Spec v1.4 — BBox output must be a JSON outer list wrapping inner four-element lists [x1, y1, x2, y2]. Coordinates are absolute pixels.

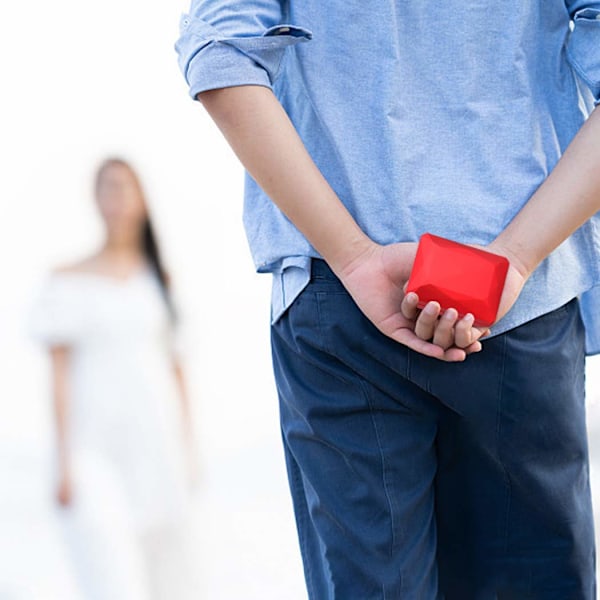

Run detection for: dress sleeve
[[565, 2, 600, 106], [175, 0, 312, 100], [27, 275, 84, 348]]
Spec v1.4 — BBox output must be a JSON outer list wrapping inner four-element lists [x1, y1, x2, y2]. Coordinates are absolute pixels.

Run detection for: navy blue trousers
[[271, 259, 595, 599]]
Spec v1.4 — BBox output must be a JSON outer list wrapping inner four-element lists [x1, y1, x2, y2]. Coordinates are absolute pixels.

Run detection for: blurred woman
[[28, 157, 199, 600]]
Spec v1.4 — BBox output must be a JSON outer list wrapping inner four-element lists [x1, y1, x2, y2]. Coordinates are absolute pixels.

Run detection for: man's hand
[[400, 294, 490, 351], [337, 242, 484, 362], [401, 241, 530, 349]]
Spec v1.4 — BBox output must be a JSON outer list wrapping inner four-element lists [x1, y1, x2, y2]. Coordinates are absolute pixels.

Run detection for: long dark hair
[[95, 157, 178, 325]]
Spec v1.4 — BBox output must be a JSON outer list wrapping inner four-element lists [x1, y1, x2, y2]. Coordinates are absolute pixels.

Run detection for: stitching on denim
[[495, 333, 512, 555], [359, 378, 398, 599], [315, 291, 329, 355], [285, 291, 356, 390], [315, 291, 419, 418], [360, 380, 398, 574], [290, 448, 317, 598], [316, 291, 397, 597], [315, 291, 351, 361]]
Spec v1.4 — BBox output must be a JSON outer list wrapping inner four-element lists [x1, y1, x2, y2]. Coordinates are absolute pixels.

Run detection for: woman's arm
[[49, 346, 73, 506], [172, 358, 198, 487], [199, 85, 483, 361]]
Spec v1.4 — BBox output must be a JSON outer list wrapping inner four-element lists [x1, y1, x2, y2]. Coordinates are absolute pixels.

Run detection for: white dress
[[27, 266, 197, 600]]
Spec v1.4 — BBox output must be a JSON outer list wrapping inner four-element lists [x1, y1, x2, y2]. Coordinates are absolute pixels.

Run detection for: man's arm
[[490, 106, 600, 279], [406, 106, 600, 342], [199, 85, 483, 361], [505, 0, 600, 277], [483, 105, 600, 325], [199, 86, 370, 275]]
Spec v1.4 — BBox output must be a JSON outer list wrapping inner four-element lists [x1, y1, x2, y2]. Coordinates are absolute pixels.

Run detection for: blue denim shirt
[[175, 1, 600, 355]]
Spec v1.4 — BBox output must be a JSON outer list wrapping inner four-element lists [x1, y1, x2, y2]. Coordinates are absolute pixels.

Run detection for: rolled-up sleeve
[[565, 2, 600, 106], [175, 1, 312, 100]]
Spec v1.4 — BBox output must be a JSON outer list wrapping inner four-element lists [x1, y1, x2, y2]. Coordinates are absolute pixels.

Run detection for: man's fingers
[[432, 308, 458, 349], [401, 292, 419, 320], [394, 329, 473, 362], [392, 328, 446, 359], [392, 326, 470, 362], [414, 301, 441, 340], [386, 306, 485, 362], [464, 340, 482, 354], [441, 347, 468, 362], [441, 339, 482, 361], [454, 313, 475, 348]]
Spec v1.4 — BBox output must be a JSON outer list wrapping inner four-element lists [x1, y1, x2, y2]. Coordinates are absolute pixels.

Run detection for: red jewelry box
[[405, 233, 509, 327]]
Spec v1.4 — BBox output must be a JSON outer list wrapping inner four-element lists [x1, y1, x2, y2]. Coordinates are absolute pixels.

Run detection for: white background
[[1, 1, 304, 598], [0, 2, 599, 598]]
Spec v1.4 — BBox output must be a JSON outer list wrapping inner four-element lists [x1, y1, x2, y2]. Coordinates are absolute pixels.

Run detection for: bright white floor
[[0, 437, 306, 600], [0, 357, 599, 600]]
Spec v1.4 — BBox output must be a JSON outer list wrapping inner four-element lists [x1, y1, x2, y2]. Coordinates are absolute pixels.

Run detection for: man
[[176, 2, 600, 597]]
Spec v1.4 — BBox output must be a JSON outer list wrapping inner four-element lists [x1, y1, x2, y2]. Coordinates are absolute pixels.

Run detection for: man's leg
[[271, 259, 442, 599], [272, 258, 595, 598], [418, 299, 596, 599]]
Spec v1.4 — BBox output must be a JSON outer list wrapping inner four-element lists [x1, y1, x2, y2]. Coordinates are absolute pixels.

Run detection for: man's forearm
[[198, 85, 373, 274], [492, 106, 600, 276], [198, 84, 489, 357]]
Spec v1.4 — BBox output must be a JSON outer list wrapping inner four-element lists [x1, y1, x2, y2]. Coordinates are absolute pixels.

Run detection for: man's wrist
[[487, 237, 535, 279], [324, 232, 377, 279]]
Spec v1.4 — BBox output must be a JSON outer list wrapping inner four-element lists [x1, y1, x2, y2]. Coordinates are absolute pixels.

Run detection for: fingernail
[[406, 292, 417, 303], [425, 304, 438, 315], [444, 309, 456, 320], [464, 313, 474, 323]]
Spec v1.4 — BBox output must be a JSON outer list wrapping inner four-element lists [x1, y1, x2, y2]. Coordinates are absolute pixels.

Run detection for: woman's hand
[[337, 242, 483, 361], [56, 470, 74, 507]]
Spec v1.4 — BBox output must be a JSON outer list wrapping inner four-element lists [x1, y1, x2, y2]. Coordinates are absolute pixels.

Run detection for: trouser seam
[[286, 434, 318, 599], [495, 333, 512, 556], [359, 379, 398, 568]]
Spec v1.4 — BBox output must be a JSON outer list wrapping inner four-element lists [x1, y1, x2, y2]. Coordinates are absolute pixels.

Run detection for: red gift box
[[405, 233, 509, 327]]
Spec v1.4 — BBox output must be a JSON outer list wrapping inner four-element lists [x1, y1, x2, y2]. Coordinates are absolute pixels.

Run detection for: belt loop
[[311, 258, 336, 280]]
